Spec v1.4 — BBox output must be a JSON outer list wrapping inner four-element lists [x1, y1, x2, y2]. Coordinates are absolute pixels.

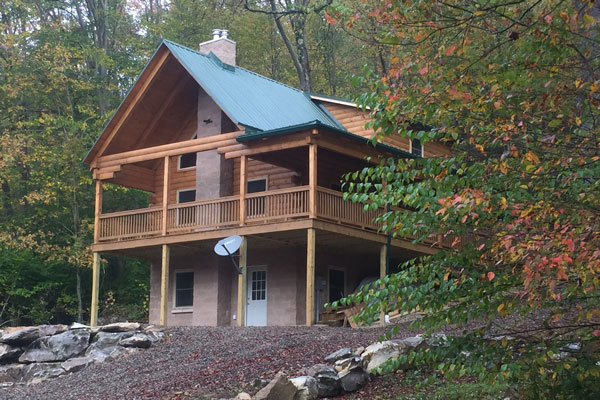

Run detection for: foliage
[[332, 0, 600, 398]]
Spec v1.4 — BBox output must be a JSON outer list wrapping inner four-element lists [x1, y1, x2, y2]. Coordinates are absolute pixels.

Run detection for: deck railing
[[97, 185, 466, 247]]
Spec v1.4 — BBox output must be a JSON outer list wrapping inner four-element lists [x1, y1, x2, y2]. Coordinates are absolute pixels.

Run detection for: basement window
[[410, 138, 423, 157], [174, 271, 194, 308], [178, 153, 197, 170]]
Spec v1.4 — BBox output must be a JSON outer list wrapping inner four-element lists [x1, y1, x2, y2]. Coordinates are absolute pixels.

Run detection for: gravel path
[[1, 324, 419, 400]]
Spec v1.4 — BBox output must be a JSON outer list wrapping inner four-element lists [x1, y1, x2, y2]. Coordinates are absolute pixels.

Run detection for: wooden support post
[[160, 244, 170, 326], [239, 155, 247, 226], [309, 143, 317, 218], [306, 228, 316, 326], [379, 244, 388, 326], [236, 236, 247, 326], [93, 180, 102, 243], [162, 156, 170, 236], [90, 252, 101, 326]]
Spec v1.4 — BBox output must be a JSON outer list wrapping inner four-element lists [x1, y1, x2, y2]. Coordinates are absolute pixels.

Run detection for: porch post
[[93, 180, 102, 243], [160, 244, 170, 326], [236, 236, 247, 326], [239, 155, 247, 226], [306, 228, 316, 326], [90, 252, 101, 326], [162, 156, 170, 236], [379, 244, 387, 326], [308, 143, 317, 218]]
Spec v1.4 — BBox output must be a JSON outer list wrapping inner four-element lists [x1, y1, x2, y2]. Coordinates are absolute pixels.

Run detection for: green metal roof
[[163, 40, 340, 132]]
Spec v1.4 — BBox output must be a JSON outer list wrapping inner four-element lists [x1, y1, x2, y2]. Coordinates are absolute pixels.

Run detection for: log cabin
[[84, 30, 453, 327]]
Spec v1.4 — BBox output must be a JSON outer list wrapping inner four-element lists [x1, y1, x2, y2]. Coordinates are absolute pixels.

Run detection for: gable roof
[[162, 40, 340, 132]]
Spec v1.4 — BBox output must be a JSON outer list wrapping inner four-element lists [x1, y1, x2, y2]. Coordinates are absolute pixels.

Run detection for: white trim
[[172, 269, 194, 310], [176, 188, 196, 203], [199, 37, 236, 46], [310, 95, 372, 111], [246, 265, 268, 326], [409, 138, 424, 157]]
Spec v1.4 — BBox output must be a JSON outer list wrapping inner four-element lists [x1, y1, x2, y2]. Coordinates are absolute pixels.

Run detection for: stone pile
[[230, 333, 446, 400], [0, 322, 163, 387]]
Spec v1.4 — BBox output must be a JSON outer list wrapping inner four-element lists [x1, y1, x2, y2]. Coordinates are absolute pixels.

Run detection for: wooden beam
[[316, 137, 383, 164], [380, 244, 387, 326], [93, 180, 103, 243], [237, 236, 247, 326], [224, 134, 311, 159], [306, 228, 316, 326], [93, 165, 121, 179], [90, 252, 101, 326], [239, 155, 247, 226], [96, 135, 241, 169], [108, 164, 155, 192], [91, 50, 170, 166], [309, 143, 317, 218], [160, 244, 170, 326], [162, 156, 170, 236]]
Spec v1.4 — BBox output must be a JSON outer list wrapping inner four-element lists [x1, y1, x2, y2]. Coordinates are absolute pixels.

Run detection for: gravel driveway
[[1, 325, 415, 400]]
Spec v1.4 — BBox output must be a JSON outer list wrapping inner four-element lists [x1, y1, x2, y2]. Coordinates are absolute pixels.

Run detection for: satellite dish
[[214, 235, 242, 256], [214, 235, 243, 274]]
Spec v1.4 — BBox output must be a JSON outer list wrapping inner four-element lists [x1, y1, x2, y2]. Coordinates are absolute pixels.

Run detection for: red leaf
[[566, 239, 574, 252], [418, 65, 428, 75], [487, 272, 495, 281], [593, 330, 600, 337]]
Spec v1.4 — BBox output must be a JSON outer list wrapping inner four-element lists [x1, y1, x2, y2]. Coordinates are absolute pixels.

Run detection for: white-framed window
[[177, 188, 196, 203], [174, 270, 194, 309], [247, 177, 267, 193], [178, 134, 198, 170], [410, 138, 423, 157]]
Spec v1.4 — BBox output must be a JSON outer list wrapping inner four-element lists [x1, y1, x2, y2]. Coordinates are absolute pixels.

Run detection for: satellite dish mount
[[214, 235, 243, 274]]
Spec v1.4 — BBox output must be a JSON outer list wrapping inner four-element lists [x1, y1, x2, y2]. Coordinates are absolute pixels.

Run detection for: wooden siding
[[151, 157, 196, 206], [323, 103, 451, 157], [232, 158, 298, 195]]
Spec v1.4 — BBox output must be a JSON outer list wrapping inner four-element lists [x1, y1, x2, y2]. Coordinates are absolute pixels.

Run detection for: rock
[[252, 377, 270, 390], [0, 327, 40, 346], [19, 329, 91, 363], [303, 364, 342, 398], [22, 362, 65, 383], [234, 393, 252, 400], [361, 340, 407, 374], [393, 335, 426, 350], [324, 347, 353, 363], [100, 322, 141, 332], [119, 332, 153, 348], [354, 346, 365, 356], [338, 366, 370, 392], [0, 364, 26, 383], [254, 372, 297, 400], [0, 343, 22, 362], [69, 322, 90, 330], [61, 356, 94, 373], [334, 356, 362, 372], [85, 332, 134, 362], [38, 325, 67, 338], [290, 376, 318, 400]]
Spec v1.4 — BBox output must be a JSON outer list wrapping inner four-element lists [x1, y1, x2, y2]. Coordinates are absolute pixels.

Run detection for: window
[[410, 138, 423, 157], [178, 153, 196, 170], [247, 178, 267, 193], [177, 189, 196, 203], [174, 271, 194, 308], [251, 270, 267, 301]]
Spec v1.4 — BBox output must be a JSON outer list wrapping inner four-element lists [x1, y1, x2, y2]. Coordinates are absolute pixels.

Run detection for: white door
[[246, 268, 267, 326]]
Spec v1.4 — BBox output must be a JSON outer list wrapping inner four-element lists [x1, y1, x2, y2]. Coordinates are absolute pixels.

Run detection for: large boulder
[[324, 347, 353, 363], [361, 340, 407, 374], [290, 376, 318, 400], [100, 322, 141, 332], [338, 366, 370, 393], [119, 332, 153, 349], [0, 343, 22, 362], [19, 329, 91, 363], [85, 331, 134, 362], [0, 327, 40, 346], [303, 364, 342, 398], [254, 372, 297, 400], [22, 362, 65, 383], [38, 325, 68, 338], [0, 364, 26, 383], [334, 356, 362, 372]]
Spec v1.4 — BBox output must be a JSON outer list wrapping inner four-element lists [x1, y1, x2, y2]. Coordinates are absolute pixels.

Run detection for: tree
[[334, 0, 600, 398]]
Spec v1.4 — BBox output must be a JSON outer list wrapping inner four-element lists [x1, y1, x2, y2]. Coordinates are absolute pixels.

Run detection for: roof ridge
[[161, 39, 304, 94]]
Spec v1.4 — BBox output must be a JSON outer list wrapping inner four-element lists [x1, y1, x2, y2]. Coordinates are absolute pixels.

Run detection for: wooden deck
[[97, 185, 459, 248]]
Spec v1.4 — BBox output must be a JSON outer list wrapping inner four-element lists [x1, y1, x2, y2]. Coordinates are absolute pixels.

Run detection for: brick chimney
[[199, 29, 236, 66]]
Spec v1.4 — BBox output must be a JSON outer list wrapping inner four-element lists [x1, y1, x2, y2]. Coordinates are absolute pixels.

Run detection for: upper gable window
[[178, 153, 197, 170], [410, 138, 423, 157]]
